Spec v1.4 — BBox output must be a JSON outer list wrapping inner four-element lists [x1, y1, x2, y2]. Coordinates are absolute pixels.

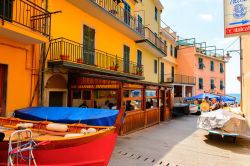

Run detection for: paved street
[[109, 115, 250, 166]]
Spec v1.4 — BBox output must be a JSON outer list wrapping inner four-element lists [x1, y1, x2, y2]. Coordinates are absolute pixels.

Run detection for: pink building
[[164, 38, 226, 99]]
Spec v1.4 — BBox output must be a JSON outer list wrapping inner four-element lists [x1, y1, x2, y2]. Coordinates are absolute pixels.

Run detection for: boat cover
[[14, 107, 119, 126], [197, 109, 250, 138]]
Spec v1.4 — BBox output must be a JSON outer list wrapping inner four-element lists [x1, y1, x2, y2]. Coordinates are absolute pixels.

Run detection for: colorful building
[[164, 38, 226, 101], [43, 0, 172, 135], [0, 0, 51, 116]]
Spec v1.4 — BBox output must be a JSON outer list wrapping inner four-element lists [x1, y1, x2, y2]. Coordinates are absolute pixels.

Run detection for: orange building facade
[[0, 0, 50, 116], [165, 38, 226, 100]]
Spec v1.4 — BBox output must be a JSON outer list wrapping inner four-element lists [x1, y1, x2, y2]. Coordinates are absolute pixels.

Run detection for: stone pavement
[[109, 115, 250, 166]]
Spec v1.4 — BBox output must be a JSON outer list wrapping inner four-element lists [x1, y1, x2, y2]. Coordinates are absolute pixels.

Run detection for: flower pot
[[77, 59, 84, 64], [60, 55, 69, 60]]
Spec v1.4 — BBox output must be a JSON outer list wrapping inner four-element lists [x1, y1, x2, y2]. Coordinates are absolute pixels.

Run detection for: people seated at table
[[125, 100, 134, 111], [210, 98, 220, 111]]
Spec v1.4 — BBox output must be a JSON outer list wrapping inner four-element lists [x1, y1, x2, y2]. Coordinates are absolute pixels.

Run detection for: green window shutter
[[211, 79, 215, 90], [199, 58, 204, 69], [137, 50, 142, 66], [170, 45, 173, 56], [0, 0, 13, 21], [155, 7, 158, 21], [220, 63, 224, 73], [199, 78, 203, 90], [210, 61, 214, 71], [123, 45, 130, 73], [220, 80, 224, 90], [174, 47, 178, 58], [154, 60, 157, 74]]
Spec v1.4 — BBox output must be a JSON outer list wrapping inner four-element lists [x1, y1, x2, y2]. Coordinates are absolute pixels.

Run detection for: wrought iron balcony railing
[[91, 0, 144, 36], [161, 74, 196, 85], [0, 0, 51, 37], [49, 38, 144, 77], [144, 27, 167, 55]]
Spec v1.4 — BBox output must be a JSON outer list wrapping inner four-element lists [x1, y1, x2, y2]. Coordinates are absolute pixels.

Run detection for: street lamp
[[226, 46, 243, 107]]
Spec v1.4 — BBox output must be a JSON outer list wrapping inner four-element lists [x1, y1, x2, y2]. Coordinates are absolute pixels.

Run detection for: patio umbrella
[[185, 93, 219, 100]]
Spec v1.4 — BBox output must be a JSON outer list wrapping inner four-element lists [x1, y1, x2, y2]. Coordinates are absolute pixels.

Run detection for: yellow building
[[0, 0, 50, 116]]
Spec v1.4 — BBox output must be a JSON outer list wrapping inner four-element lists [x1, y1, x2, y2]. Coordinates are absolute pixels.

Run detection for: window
[[154, 7, 158, 21], [154, 60, 157, 74], [220, 63, 224, 73], [220, 80, 224, 90], [170, 45, 173, 56], [137, 15, 143, 34], [211, 79, 215, 90], [174, 47, 178, 58], [137, 50, 142, 66], [123, 45, 130, 73], [199, 78, 203, 90], [0, 0, 13, 21], [198, 58, 204, 69], [210, 61, 214, 71], [124, 2, 131, 25]]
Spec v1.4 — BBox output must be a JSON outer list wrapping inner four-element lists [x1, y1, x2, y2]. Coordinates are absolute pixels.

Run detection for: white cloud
[[199, 14, 213, 22]]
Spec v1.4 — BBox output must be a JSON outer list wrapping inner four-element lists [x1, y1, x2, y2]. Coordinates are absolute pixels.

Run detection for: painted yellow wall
[[135, 0, 161, 34], [49, 0, 140, 63], [48, 0, 159, 83], [0, 36, 39, 116], [242, 35, 250, 126]]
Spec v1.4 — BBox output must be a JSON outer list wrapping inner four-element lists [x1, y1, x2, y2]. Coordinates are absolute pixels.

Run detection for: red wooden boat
[[0, 108, 124, 166]]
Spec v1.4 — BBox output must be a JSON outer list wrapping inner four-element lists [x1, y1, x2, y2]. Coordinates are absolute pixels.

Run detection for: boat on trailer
[[0, 107, 125, 166]]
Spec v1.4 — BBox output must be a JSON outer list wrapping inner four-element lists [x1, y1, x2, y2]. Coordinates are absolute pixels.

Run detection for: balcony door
[[0, 0, 13, 21], [161, 62, 164, 83], [123, 45, 130, 73], [0, 65, 7, 116], [83, 25, 95, 65]]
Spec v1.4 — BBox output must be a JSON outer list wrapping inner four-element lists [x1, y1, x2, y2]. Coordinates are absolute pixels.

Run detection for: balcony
[[136, 27, 167, 57], [0, 0, 51, 43], [67, 0, 144, 40], [48, 38, 144, 80], [161, 74, 196, 85]]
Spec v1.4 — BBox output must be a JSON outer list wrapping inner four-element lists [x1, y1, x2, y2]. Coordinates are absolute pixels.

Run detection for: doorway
[[49, 91, 64, 107], [0, 65, 7, 116]]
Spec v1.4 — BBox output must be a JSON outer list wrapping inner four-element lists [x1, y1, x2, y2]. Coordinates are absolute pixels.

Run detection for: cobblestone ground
[[109, 115, 250, 166]]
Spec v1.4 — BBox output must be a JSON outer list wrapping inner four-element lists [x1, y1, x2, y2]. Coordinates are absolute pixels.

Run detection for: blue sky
[[160, 0, 241, 94]]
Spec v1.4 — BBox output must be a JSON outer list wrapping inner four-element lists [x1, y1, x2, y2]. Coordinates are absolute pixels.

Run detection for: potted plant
[[77, 58, 84, 64], [136, 65, 143, 76], [60, 55, 69, 60], [110, 61, 119, 71]]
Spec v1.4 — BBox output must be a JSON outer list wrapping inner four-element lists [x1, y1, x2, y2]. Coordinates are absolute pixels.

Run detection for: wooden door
[[0, 65, 7, 116], [49, 92, 63, 107]]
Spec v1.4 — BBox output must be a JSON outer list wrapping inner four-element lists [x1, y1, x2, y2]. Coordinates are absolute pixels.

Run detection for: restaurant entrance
[[69, 76, 172, 135]]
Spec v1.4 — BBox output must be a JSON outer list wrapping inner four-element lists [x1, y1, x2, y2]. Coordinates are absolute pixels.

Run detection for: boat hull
[[0, 133, 117, 166]]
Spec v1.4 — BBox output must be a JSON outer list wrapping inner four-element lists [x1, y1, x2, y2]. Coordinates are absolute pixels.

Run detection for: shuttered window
[[137, 50, 142, 66], [154, 60, 157, 74], [123, 45, 130, 73], [220, 63, 224, 73], [210, 61, 214, 71], [154, 7, 158, 21], [211, 79, 215, 90], [199, 78, 203, 90], [199, 58, 204, 69], [220, 80, 224, 90], [0, 0, 13, 21]]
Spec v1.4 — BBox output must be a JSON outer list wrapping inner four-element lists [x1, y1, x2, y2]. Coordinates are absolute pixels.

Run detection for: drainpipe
[[38, 0, 49, 106]]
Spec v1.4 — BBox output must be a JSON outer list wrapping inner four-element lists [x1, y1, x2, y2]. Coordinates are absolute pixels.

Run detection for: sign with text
[[224, 0, 250, 37]]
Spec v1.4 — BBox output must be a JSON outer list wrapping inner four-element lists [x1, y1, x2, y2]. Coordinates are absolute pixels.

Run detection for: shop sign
[[224, 0, 250, 37], [71, 84, 119, 89]]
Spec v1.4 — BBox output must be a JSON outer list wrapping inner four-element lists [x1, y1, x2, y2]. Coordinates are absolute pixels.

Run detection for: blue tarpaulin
[[14, 107, 119, 126]]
